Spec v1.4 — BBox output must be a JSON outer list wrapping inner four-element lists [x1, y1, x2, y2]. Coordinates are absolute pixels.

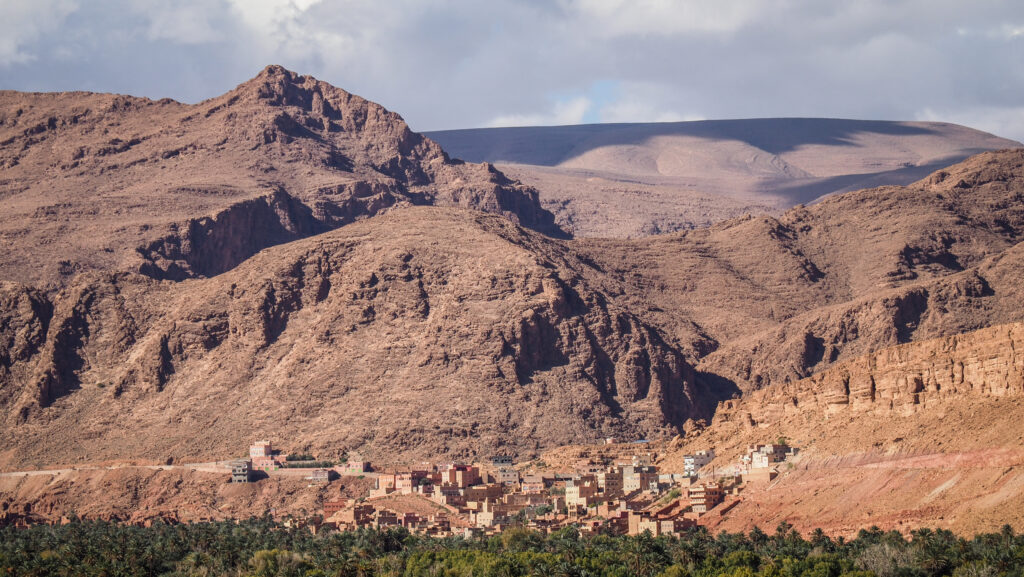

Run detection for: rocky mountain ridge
[[575, 149, 1024, 392], [1, 68, 1024, 470], [0, 65, 559, 287], [0, 208, 722, 467]]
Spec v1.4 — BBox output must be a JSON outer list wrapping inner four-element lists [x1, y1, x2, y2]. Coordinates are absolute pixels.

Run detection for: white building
[[748, 444, 792, 469], [684, 449, 715, 477]]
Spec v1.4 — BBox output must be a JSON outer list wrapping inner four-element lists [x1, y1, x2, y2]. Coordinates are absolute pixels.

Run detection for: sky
[[1, 0, 1023, 141]]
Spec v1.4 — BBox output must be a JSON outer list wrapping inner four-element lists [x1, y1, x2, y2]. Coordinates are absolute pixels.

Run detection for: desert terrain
[[428, 120, 1020, 237], [1, 66, 1024, 535]]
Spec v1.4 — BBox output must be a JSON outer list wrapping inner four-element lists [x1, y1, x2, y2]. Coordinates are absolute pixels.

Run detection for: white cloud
[[488, 97, 592, 127], [600, 103, 694, 124], [596, 81, 701, 124], [1, 0, 1024, 143], [0, 0, 78, 66], [916, 106, 1024, 145], [562, 0, 760, 36], [141, 3, 223, 45], [954, 23, 1024, 40]]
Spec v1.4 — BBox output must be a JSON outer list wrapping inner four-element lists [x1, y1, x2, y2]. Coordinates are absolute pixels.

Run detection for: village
[[228, 439, 800, 538]]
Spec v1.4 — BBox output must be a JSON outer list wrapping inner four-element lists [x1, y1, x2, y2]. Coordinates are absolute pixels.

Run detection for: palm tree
[[623, 534, 658, 577]]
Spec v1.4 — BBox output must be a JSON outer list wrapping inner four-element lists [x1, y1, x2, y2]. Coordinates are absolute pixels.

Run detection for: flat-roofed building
[[491, 455, 514, 468], [493, 467, 519, 485], [684, 449, 715, 477], [598, 468, 625, 498], [623, 466, 660, 493], [249, 441, 273, 459], [748, 444, 791, 469], [306, 468, 330, 484], [230, 459, 252, 483], [521, 475, 548, 494], [688, 483, 724, 514], [395, 470, 431, 494], [323, 498, 348, 516], [440, 465, 481, 488], [565, 475, 599, 507]]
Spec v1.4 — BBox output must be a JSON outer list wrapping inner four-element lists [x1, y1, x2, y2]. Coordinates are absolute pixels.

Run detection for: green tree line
[[1, 517, 1022, 577]]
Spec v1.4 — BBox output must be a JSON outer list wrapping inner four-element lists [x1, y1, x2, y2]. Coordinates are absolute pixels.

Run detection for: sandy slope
[[428, 119, 1021, 237]]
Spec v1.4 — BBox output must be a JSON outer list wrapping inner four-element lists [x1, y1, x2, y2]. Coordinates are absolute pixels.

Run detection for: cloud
[[0, 0, 78, 66], [594, 82, 700, 124], [488, 97, 592, 127], [0, 1, 1023, 142], [140, 2, 224, 45], [562, 0, 761, 36]]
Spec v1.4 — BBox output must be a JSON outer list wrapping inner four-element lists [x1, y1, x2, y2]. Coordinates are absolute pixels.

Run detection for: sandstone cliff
[[718, 322, 1024, 426]]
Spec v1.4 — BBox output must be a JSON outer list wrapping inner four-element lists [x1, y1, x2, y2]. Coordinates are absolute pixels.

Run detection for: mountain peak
[[228, 64, 351, 116], [257, 63, 294, 79]]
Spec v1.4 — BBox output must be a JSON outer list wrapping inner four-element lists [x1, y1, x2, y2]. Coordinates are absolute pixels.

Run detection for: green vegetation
[[280, 461, 335, 469], [285, 454, 317, 462], [659, 488, 683, 504], [1, 518, 1022, 577]]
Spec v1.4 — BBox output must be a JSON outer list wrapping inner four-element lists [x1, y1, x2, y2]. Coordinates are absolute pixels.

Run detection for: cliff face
[[0, 65, 560, 288], [717, 322, 1024, 426]]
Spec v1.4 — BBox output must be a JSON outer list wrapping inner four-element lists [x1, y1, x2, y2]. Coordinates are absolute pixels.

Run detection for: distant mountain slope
[[2, 67, 1024, 474], [0, 65, 560, 288], [576, 149, 1024, 392], [427, 119, 1021, 237]]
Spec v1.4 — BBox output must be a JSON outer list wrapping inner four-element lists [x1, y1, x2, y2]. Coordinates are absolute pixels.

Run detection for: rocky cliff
[[717, 322, 1024, 427]]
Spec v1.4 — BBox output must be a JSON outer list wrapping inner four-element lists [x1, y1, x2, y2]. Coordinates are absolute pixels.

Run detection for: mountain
[[427, 120, 1021, 238], [575, 149, 1024, 393], [0, 208, 719, 467], [2, 66, 1024, 478], [0, 65, 560, 289]]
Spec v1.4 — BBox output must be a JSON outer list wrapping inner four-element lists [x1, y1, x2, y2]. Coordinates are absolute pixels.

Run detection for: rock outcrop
[[716, 322, 1024, 426]]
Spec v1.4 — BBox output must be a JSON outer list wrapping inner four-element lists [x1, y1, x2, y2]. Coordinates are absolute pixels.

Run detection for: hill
[[2, 67, 1024, 480], [655, 322, 1024, 536], [0, 65, 560, 289], [0, 207, 722, 467], [4, 149, 1024, 467], [575, 149, 1024, 392], [427, 119, 1020, 237]]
